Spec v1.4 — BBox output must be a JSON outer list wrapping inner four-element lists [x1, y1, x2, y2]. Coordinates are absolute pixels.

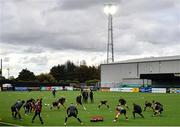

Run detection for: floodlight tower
[[104, 4, 116, 63], [7, 68, 10, 79]]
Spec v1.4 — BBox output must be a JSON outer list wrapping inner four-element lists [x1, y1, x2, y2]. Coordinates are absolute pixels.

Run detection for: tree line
[[12, 61, 100, 84]]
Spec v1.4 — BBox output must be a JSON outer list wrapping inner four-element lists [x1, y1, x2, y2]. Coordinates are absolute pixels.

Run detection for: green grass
[[0, 91, 180, 126]]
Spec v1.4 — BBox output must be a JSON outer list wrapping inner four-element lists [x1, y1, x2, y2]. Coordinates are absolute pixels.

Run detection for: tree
[[0, 76, 6, 80], [9, 76, 15, 80], [50, 61, 100, 83], [76, 65, 90, 83], [36, 73, 56, 83], [17, 69, 36, 81], [80, 60, 86, 66], [50, 65, 66, 81], [86, 79, 100, 86], [65, 60, 77, 80], [88, 66, 100, 80]]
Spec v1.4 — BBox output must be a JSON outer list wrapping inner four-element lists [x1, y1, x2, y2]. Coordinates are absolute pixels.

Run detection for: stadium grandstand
[[101, 55, 180, 89]]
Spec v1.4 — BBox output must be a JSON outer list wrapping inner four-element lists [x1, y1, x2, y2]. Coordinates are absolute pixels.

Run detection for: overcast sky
[[0, 0, 180, 78]]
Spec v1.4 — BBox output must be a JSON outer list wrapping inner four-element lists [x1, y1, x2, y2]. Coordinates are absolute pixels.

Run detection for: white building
[[101, 55, 180, 88]]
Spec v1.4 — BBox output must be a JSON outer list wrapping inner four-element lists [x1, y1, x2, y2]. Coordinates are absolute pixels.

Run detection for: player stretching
[[64, 103, 83, 126], [11, 100, 25, 120], [144, 101, 153, 111], [153, 102, 163, 116], [24, 100, 31, 115], [76, 94, 86, 110], [132, 103, 144, 119], [113, 104, 128, 122], [98, 100, 110, 109], [50, 100, 60, 110], [119, 97, 129, 109], [59, 97, 66, 109], [32, 99, 44, 124]]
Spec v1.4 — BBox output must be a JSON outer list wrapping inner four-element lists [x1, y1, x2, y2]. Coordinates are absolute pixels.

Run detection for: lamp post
[[104, 4, 116, 63]]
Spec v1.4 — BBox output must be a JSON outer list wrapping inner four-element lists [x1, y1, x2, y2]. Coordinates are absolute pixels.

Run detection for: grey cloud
[[4, 57, 10, 62], [0, 0, 180, 57], [23, 47, 45, 54], [20, 56, 48, 65], [0, 50, 12, 55], [55, 0, 120, 11], [118, 0, 176, 16]]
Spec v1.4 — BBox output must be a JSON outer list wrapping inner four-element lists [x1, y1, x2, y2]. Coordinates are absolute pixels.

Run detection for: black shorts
[[77, 101, 82, 105], [159, 107, 163, 112], [120, 101, 126, 105], [53, 102, 58, 107], [145, 103, 152, 107], [68, 113, 77, 118], [134, 109, 142, 114], [24, 103, 31, 109], [11, 107, 18, 112], [120, 109, 126, 114], [101, 101, 107, 104]]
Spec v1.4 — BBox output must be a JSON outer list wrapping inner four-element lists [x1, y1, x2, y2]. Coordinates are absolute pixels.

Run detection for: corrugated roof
[[102, 55, 180, 65]]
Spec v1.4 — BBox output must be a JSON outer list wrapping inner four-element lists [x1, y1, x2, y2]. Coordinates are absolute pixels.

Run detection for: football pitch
[[0, 91, 180, 126]]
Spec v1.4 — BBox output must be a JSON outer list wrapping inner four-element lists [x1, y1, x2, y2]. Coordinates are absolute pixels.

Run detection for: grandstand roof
[[102, 55, 180, 65]]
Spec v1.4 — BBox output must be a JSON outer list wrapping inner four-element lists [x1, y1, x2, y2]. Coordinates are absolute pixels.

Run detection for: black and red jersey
[[35, 102, 42, 112]]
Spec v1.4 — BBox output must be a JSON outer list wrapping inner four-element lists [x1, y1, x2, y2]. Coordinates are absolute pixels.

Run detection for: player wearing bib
[[113, 104, 128, 122], [119, 97, 129, 109]]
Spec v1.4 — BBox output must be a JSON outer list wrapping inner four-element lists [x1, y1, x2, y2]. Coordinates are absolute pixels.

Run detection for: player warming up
[[113, 104, 128, 122], [82, 90, 88, 103], [52, 89, 56, 98], [119, 97, 129, 109], [50, 100, 60, 110], [144, 101, 153, 111], [132, 103, 144, 119], [23, 98, 35, 115], [76, 94, 86, 110], [11, 100, 25, 120], [32, 99, 44, 124], [98, 100, 110, 109], [153, 102, 163, 116], [58, 97, 66, 109], [64, 103, 83, 126], [89, 90, 94, 103]]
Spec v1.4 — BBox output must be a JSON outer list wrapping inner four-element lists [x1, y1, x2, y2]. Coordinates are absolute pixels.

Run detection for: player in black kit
[[52, 89, 56, 98], [89, 90, 94, 103], [144, 101, 153, 111], [113, 104, 128, 122], [23, 98, 35, 115], [119, 97, 129, 109], [58, 97, 66, 109], [76, 94, 86, 110], [64, 103, 83, 126], [11, 100, 25, 120], [153, 102, 163, 116], [98, 100, 110, 109], [50, 100, 60, 110], [132, 103, 144, 119]]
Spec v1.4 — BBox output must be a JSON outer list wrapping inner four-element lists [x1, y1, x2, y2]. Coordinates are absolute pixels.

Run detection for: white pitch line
[[0, 121, 23, 126]]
